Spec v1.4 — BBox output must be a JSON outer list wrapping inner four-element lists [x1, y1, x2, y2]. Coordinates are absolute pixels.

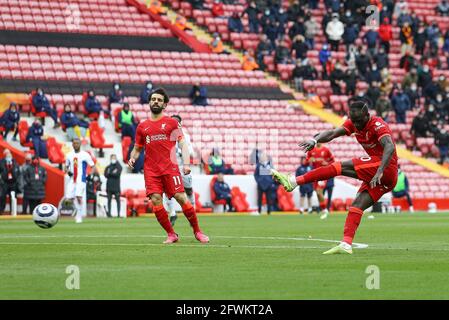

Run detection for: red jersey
[[306, 145, 334, 169], [342, 116, 398, 166], [135, 116, 183, 176]]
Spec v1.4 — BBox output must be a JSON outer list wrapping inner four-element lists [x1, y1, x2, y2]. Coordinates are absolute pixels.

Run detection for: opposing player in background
[[305, 142, 335, 219], [64, 138, 96, 223], [128, 88, 209, 244], [272, 101, 398, 254], [163, 114, 196, 226]]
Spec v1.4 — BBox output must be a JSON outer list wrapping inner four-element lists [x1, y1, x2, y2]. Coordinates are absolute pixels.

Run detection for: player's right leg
[[272, 161, 356, 192], [150, 193, 178, 244]]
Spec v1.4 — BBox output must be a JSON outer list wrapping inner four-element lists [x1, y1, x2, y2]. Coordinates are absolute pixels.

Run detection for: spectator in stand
[[325, 0, 341, 12], [255, 34, 273, 70], [0, 149, 20, 213], [326, 13, 345, 51], [292, 58, 318, 92], [402, 67, 418, 90], [208, 148, 234, 174], [242, 50, 259, 71], [146, 0, 166, 15], [418, 64, 433, 91], [373, 46, 389, 70], [391, 85, 411, 123], [173, 15, 191, 31], [342, 23, 359, 52], [437, 75, 449, 94], [426, 22, 441, 55], [118, 103, 137, 140], [400, 49, 417, 71], [304, 16, 319, 49], [426, 104, 438, 122], [433, 93, 449, 122], [23, 155, 47, 214], [394, 0, 409, 20], [276, 6, 288, 35], [228, 12, 243, 33], [410, 110, 430, 137], [380, 67, 394, 94], [140, 81, 153, 104], [242, 1, 260, 33], [274, 40, 292, 65], [254, 152, 277, 215], [308, 0, 319, 10], [329, 61, 345, 95], [375, 91, 392, 121], [435, 128, 449, 164], [108, 83, 124, 107], [292, 35, 308, 60], [213, 172, 234, 212], [211, 0, 225, 17], [287, 0, 305, 22], [341, 8, 355, 26], [443, 31, 449, 68], [104, 154, 122, 218], [296, 156, 313, 214], [26, 120, 47, 159], [319, 44, 332, 79], [392, 166, 414, 212], [349, 90, 373, 108], [86, 167, 102, 216], [210, 33, 228, 54], [189, 83, 208, 106], [345, 45, 358, 70], [85, 90, 111, 117], [344, 66, 358, 96], [366, 64, 382, 84], [378, 17, 393, 53], [405, 82, 421, 109], [356, 47, 372, 81], [436, 0, 449, 15], [288, 16, 306, 41], [19, 153, 32, 214], [400, 22, 414, 55], [364, 28, 379, 56], [0, 102, 20, 141], [60, 104, 89, 141], [32, 88, 60, 128], [414, 23, 427, 56], [366, 81, 382, 107]]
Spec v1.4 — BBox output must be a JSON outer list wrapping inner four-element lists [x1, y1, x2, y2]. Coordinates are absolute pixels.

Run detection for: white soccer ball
[[33, 203, 60, 229]]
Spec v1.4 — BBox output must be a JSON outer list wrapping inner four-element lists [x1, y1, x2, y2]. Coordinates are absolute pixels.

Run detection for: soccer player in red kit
[[128, 88, 209, 244], [305, 143, 334, 218], [272, 101, 397, 254]]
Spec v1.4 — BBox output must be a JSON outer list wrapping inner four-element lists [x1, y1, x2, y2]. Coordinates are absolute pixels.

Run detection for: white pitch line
[[0, 234, 369, 249]]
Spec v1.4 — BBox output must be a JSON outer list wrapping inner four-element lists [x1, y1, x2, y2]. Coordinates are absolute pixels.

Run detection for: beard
[[150, 104, 164, 114]]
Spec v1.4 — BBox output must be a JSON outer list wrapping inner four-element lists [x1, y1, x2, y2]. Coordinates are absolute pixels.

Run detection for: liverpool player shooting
[[272, 101, 398, 254], [128, 88, 209, 244]]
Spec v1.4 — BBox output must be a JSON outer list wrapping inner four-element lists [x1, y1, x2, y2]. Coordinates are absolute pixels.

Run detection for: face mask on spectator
[[429, 106, 435, 112], [111, 159, 117, 164], [114, 85, 120, 90], [147, 83, 153, 89], [6, 155, 12, 162], [411, 84, 417, 91]]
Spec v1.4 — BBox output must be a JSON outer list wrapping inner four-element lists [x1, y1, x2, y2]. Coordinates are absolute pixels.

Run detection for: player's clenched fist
[[128, 158, 136, 169], [183, 165, 191, 175]]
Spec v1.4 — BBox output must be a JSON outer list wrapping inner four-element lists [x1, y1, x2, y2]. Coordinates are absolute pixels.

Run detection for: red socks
[[182, 202, 201, 233], [153, 205, 175, 235], [343, 207, 364, 245], [296, 162, 342, 185]]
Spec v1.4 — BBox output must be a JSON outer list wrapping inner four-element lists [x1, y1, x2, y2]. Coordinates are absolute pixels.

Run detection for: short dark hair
[[171, 114, 182, 122], [149, 88, 169, 103], [349, 100, 369, 112]]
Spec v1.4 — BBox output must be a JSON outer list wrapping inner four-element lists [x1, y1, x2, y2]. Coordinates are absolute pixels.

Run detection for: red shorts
[[352, 156, 398, 202], [144, 172, 185, 199]]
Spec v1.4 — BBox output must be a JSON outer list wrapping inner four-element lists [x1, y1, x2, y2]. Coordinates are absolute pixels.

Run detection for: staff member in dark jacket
[[254, 153, 277, 215], [26, 120, 47, 158], [23, 156, 47, 213], [0, 150, 21, 213], [86, 167, 102, 216], [296, 156, 313, 214], [104, 154, 122, 218], [213, 173, 234, 212], [0, 102, 20, 140]]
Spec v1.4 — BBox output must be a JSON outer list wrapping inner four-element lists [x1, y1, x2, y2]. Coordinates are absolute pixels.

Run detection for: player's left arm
[[178, 138, 191, 175], [370, 135, 395, 188]]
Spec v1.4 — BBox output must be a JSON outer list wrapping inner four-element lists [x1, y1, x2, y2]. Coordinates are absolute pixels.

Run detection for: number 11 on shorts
[[173, 175, 181, 186]]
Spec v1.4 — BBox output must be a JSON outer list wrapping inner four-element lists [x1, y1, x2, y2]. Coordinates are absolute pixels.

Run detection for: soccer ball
[[33, 203, 60, 229]]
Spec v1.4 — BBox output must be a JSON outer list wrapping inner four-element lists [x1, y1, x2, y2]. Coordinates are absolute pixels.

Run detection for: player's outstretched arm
[[128, 145, 142, 169], [370, 135, 395, 188], [298, 127, 347, 152]]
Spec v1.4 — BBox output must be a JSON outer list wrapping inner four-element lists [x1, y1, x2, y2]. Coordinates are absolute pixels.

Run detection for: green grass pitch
[[1, 212, 449, 300]]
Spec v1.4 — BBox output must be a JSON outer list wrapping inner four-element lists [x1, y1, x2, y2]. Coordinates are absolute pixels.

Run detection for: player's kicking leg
[[173, 192, 209, 243]]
